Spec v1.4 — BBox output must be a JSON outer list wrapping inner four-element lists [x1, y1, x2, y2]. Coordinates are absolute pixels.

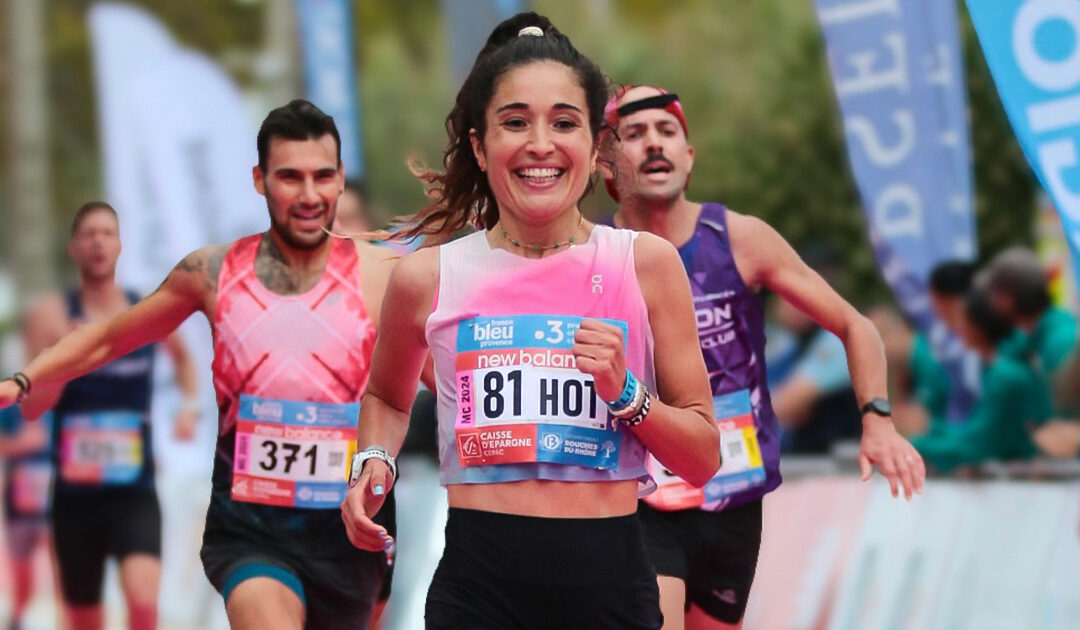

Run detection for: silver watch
[[348, 447, 398, 489]]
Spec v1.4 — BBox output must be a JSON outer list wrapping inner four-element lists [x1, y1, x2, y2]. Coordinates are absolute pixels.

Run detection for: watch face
[[865, 398, 891, 416]]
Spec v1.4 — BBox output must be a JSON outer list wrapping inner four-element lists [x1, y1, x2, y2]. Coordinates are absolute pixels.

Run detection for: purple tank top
[[644, 203, 781, 512]]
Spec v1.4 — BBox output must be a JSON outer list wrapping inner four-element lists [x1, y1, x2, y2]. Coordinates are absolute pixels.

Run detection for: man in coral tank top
[[0, 99, 399, 630], [602, 85, 926, 630]]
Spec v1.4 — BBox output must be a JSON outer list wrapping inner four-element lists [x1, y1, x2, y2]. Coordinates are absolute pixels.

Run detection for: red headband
[[603, 85, 690, 202], [603, 85, 689, 138]]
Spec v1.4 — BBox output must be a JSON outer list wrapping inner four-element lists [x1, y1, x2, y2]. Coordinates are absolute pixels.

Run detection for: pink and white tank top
[[426, 225, 656, 492], [211, 234, 375, 509]]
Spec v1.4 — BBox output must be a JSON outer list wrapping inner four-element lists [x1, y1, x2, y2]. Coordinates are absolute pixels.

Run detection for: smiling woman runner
[[340, 12, 719, 630]]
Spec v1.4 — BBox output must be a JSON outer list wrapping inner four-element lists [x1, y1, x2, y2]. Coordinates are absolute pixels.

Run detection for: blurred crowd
[[766, 245, 1080, 472]]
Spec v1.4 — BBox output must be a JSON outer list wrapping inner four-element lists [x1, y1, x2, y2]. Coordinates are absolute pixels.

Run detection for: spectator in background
[[0, 406, 54, 630], [912, 287, 1051, 472], [770, 296, 862, 454], [988, 247, 1078, 402]]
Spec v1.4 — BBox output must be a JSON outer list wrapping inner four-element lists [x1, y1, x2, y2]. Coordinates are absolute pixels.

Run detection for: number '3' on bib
[[454, 315, 628, 470]]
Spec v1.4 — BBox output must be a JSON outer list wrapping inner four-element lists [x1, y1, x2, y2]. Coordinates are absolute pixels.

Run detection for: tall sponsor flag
[[814, 0, 979, 419], [967, 0, 1080, 291], [89, 3, 265, 290], [296, 0, 364, 178]]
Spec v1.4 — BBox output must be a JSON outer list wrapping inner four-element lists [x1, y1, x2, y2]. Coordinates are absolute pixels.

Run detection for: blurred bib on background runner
[[231, 395, 357, 509], [454, 314, 627, 470], [647, 389, 765, 510], [11, 460, 53, 515], [58, 411, 144, 485]]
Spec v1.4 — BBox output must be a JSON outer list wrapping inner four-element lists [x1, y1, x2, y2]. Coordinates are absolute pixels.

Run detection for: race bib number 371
[[232, 395, 358, 509], [454, 315, 628, 470]]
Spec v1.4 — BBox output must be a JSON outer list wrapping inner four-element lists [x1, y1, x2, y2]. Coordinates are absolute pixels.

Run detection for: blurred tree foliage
[[6, 0, 1038, 308]]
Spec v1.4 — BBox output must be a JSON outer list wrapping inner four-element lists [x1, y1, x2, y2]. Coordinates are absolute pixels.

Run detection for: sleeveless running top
[[644, 203, 782, 512], [210, 234, 374, 529], [53, 288, 156, 494], [1, 407, 52, 519], [427, 226, 655, 492]]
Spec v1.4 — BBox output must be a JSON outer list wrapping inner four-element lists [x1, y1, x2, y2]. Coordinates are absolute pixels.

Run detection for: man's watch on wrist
[[860, 397, 892, 418], [348, 447, 398, 489]]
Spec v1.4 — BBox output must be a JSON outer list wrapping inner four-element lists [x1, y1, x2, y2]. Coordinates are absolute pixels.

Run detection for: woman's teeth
[[516, 167, 564, 182]]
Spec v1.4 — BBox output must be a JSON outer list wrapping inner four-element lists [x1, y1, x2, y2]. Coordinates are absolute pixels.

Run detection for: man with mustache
[[601, 85, 924, 630], [1, 100, 399, 630]]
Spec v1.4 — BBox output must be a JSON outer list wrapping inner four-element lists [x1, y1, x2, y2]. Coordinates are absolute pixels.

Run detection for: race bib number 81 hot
[[454, 315, 628, 470], [232, 395, 358, 509]]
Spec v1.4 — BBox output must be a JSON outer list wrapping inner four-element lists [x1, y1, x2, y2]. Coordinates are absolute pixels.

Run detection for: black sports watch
[[860, 397, 892, 418]]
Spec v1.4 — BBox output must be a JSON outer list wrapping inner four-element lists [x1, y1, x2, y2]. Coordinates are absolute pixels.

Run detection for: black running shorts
[[425, 508, 663, 630], [51, 489, 162, 605], [201, 490, 390, 630], [637, 499, 763, 624]]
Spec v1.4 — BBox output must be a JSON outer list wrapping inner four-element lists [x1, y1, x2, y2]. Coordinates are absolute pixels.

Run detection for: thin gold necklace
[[500, 214, 585, 252]]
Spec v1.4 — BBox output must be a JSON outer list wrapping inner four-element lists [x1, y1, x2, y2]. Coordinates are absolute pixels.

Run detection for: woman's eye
[[502, 118, 527, 130], [554, 119, 580, 131]]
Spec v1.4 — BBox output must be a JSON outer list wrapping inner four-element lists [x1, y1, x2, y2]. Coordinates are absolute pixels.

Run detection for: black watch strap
[[860, 397, 892, 417]]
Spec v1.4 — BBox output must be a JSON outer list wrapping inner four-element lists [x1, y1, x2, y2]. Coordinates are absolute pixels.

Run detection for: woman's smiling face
[[472, 60, 598, 227]]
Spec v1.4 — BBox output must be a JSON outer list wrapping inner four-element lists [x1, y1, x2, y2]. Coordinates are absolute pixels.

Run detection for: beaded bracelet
[[622, 391, 651, 427]]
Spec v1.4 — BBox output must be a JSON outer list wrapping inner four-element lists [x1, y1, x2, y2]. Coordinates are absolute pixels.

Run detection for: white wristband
[[348, 447, 398, 488]]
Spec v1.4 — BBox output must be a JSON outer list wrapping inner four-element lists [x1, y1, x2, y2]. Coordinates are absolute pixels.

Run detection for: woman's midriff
[[446, 479, 639, 518]]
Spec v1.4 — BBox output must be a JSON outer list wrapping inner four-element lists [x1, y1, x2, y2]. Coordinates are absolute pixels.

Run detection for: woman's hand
[[572, 319, 628, 402], [341, 459, 395, 552]]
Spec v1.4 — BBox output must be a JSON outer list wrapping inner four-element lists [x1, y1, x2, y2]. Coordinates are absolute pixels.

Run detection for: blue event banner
[[967, 0, 1080, 288], [295, 0, 364, 178], [813, 0, 976, 327], [814, 0, 980, 420]]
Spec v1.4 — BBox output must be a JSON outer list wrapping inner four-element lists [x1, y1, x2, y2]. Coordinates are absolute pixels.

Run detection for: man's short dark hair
[[71, 201, 117, 235], [929, 260, 975, 297], [257, 99, 341, 172]]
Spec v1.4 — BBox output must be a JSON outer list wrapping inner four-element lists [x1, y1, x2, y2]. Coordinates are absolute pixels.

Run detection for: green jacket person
[[913, 288, 1052, 472]]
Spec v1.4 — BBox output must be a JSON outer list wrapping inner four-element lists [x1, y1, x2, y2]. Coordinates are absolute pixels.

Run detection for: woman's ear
[[470, 129, 487, 172]]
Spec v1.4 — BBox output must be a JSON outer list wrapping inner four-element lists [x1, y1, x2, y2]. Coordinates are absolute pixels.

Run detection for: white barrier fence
[[746, 464, 1080, 630]]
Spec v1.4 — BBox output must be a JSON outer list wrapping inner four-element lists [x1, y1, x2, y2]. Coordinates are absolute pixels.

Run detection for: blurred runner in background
[[17, 202, 199, 630]]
